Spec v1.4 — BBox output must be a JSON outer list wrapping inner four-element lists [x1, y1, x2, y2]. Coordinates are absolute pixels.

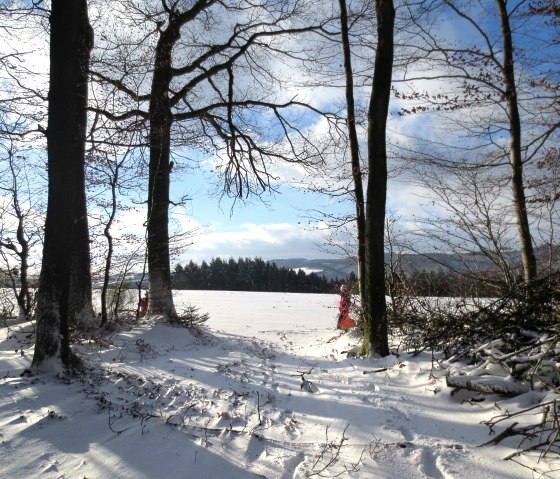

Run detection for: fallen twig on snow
[[292, 366, 319, 393], [446, 375, 531, 397], [362, 368, 388, 375], [480, 398, 560, 478]]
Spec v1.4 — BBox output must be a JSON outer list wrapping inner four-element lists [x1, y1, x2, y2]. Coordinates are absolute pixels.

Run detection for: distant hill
[[270, 255, 484, 281], [271, 255, 478, 281], [270, 248, 560, 281], [270, 258, 357, 282]]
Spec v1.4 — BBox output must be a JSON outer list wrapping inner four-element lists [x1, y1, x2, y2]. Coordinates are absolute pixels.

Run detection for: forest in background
[[173, 257, 342, 293]]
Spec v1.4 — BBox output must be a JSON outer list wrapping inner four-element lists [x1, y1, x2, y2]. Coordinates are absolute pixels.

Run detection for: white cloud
[[183, 221, 331, 263], [95, 203, 336, 265], [387, 180, 436, 219], [108, 207, 147, 238]]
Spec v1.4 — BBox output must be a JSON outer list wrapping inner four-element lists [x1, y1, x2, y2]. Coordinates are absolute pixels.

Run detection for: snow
[[0, 290, 544, 478]]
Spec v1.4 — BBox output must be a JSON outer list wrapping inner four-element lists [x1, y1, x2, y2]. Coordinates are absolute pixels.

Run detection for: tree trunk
[[100, 163, 119, 326], [146, 22, 179, 319], [15, 209, 31, 319], [362, 0, 394, 357], [496, 0, 537, 285], [338, 0, 367, 309], [32, 0, 94, 369], [7, 151, 32, 319]]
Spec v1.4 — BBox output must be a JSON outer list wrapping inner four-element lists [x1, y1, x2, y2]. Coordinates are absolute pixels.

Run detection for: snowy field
[[0, 290, 547, 478]]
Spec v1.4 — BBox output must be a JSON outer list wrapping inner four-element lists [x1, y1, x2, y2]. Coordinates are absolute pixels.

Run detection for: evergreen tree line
[[173, 257, 342, 293]]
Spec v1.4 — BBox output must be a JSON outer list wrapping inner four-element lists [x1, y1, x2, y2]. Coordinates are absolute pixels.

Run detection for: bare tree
[[298, 0, 394, 355], [0, 139, 43, 320], [32, 0, 95, 369], [337, 0, 367, 310], [495, 0, 535, 282], [361, 0, 394, 356], [86, 148, 129, 326], [411, 166, 522, 292], [90, 0, 331, 320], [0, 3, 50, 323], [395, 0, 559, 286]]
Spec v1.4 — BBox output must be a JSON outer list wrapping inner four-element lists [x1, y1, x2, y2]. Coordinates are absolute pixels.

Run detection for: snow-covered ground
[[0, 290, 545, 478]]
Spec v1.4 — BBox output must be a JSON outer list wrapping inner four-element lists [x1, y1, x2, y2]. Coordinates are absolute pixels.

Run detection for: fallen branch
[[446, 375, 530, 397], [363, 368, 388, 375], [292, 366, 319, 393], [480, 398, 560, 477], [479, 422, 520, 446]]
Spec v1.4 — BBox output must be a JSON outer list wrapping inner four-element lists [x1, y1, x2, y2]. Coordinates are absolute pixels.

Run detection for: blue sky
[[162, 150, 429, 265], [5, 0, 557, 269], [168, 167, 355, 264], [83, 1, 553, 268]]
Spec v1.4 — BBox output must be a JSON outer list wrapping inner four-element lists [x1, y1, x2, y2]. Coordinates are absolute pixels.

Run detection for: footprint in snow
[[279, 451, 305, 479], [7, 415, 27, 425], [417, 448, 445, 479], [398, 425, 414, 442]]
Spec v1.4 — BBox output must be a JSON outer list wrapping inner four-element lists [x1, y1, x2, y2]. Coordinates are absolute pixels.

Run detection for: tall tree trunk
[[496, 0, 537, 284], [362, 0, 394, 357], [338, 0, 367, 309], [32, 0, 94, 369], [146, 22, 179, 319]]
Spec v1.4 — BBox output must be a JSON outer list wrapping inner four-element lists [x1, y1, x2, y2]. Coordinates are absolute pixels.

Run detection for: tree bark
[[496, 0, 537, 285], [32, 0, 94, 369], [362, 0, 394, 357], [338, 0, 367, 309], [146, 19, 180, 318]]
